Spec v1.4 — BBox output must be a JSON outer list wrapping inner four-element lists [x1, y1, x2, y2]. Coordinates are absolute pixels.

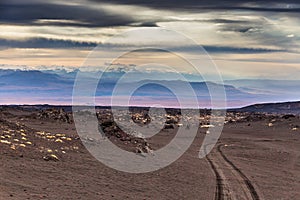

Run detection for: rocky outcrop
[[37, 108, 73, 123]]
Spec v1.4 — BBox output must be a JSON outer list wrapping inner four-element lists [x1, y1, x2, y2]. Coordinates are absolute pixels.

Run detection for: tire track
[[206, 155, 224, 200], [217, 144, 260, 200], [204, 143, 232, 200], [205, 143, 261, 200]]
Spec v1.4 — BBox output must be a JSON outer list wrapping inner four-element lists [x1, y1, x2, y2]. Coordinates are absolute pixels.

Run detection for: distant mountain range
[[224, 79, 300, 96], [0, 70, 72, 86], [0, 69, 299, 107]]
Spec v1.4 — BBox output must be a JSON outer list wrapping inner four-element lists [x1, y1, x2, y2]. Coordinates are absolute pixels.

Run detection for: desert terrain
[[0, 105, 300, 199]]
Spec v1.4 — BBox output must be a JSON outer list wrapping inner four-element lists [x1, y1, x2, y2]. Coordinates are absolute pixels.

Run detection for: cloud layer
[[0, 0, 299, 80]]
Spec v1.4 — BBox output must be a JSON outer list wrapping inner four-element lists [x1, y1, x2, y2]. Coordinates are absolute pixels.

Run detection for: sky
[[0, 0, 300, 80]]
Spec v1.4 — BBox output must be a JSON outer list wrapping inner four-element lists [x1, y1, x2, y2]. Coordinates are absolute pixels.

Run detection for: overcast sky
[[0, 0, 299, 80]]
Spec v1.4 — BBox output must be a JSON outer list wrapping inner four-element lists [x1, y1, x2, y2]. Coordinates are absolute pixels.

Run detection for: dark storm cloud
[[0, 37, 286, 54], [1, 0, 299, 28], [163, 45, 286, 54], [202, 19, 249, 24], [0, 38, 98, 49], [0, 0, 297, 53], [88, 0, 300, 12], [108, 45, 286, 54], [131, 22, 159, 27], [1, 0, 298, 30], [202, 45, 286, 54], [219, 24, 264, 33], [0, 2, 143, 27]]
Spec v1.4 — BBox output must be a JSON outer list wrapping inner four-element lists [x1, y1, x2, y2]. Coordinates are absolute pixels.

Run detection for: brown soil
[[1, 107, 300, 199]]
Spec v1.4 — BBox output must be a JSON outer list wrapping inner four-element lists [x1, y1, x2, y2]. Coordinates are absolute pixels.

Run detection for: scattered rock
[[0, 140, 11, 145], [200, 124, 215, 128], [135, 146, 143, 154], [43, 154, 59, 161], [282, 114, 295, 119], [55, 139, 63, 143], [268, 123, 274, 127], [164, 124, 174, 129]]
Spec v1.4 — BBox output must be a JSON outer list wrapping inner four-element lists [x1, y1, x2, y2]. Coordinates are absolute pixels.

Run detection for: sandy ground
[[0, 107, 300, 199]]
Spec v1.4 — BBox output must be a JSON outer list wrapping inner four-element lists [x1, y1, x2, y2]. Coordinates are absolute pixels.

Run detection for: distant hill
[[0, 70, 72, 87], [224, 79, 300, 96], [232, 101, 300, 114], [0, 69, 299, 107], [0, 69, 259, 106]]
